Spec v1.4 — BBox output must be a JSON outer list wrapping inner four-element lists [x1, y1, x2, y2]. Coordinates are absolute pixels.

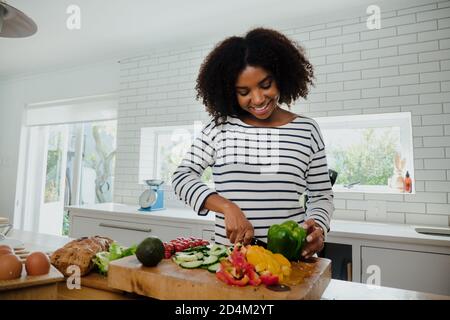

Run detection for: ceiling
[[0, 0, 420, 80]]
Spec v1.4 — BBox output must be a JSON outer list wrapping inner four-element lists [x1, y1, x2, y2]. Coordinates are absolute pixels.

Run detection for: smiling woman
[[172, 28, 334, 260], [196, 28, 314, 126]]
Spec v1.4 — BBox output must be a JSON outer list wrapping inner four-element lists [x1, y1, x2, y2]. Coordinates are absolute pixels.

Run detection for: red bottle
[[404, 171, 412, 193]]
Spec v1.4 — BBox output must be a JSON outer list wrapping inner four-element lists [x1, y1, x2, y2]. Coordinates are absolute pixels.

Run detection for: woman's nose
[[251, 90, 265, 106]]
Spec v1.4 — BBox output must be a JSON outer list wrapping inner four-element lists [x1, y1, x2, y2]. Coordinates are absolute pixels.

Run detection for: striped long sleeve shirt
[[171, 114, 334, 245]]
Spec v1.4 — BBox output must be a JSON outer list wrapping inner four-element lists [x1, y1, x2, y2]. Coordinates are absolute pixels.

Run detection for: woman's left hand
[[301, 219, 325, 259]]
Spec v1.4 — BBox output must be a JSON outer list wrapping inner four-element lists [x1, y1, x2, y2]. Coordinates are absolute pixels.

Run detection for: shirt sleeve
[[171, 120, 218, 216], [305, 120, 334, 239]]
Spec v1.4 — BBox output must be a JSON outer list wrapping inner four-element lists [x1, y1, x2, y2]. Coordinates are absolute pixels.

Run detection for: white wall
[[114, 1, 450, 227], [0, 60, 119, 225]]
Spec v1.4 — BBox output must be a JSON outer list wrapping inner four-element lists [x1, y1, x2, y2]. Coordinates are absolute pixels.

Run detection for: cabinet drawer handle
[[99, 223, 152, 233]]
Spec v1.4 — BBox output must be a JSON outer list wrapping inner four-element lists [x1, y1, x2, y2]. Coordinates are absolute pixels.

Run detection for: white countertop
[[320, 279, 449, 300], [66, 202, 214, 224], [67, 203, 450, 248], [329, 219, 450, 248], [5, 229, 72, 253]]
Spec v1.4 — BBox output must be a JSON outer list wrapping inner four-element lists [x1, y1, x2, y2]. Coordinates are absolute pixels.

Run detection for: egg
[[0, 253, 23, 280], [25, 252, 50, 276]]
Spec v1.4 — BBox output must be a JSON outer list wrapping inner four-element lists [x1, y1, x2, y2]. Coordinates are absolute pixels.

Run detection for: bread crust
[[50, 236, 113, 276]]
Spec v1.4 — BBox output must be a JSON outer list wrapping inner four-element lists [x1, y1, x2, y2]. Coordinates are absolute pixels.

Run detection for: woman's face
[[235, 65, 280, 120]]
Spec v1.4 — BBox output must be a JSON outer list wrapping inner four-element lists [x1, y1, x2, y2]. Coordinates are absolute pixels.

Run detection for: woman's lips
[[250, 100, 272, 115]]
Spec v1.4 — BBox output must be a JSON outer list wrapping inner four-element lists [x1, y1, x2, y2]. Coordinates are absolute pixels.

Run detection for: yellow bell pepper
[[245, 245, 292, 282]]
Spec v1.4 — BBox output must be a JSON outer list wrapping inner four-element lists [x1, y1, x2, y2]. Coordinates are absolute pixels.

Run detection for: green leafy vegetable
[[92, 252, 111, 275], [92, 242, 137, 275]]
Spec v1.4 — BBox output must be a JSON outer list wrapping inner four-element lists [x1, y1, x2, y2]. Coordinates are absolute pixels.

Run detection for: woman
[[172, 28, 334, 259]]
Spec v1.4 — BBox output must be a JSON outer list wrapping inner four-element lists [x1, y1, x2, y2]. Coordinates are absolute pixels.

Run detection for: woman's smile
[[249, 99, 274, 116]]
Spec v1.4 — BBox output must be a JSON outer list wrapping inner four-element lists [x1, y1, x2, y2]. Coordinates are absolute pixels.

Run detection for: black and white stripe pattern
[[172, 115, 334, 245]]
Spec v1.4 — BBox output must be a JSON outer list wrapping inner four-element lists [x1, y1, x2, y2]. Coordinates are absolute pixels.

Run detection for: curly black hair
[[195, 27, 315, 125]]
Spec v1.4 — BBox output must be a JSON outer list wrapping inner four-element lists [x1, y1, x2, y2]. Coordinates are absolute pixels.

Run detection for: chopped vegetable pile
[[170, 241, 293, 287]]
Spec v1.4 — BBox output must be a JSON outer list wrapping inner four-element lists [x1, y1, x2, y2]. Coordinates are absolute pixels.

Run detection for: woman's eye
[[238, 91, 249, 96], [261, 82, 272, 89]]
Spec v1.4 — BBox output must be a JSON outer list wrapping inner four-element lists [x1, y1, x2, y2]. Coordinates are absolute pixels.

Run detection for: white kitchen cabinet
[[327, 219, 450, 295], [67, 203, 215, 246], [70, 215, 192, 246], [361, 246, 450, 296]]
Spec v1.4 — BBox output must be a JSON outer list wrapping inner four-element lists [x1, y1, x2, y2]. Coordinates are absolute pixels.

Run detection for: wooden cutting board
[[108, 255, 331, 300]]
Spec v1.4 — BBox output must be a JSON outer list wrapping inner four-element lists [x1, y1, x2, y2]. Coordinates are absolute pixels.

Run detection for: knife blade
[[250, 237, 267, 248]]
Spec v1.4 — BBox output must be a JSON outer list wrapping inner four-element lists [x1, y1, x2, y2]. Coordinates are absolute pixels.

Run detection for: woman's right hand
[[222, 203, 254, 245], [203, 194, 254, 245]]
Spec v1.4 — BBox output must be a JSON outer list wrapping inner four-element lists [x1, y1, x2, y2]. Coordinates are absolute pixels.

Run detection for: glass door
[[22, 120, 117, 236], [39, 125, 69, 235]]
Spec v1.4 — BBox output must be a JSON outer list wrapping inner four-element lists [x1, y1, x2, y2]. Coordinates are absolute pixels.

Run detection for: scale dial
[[139, 189, 158, 209]]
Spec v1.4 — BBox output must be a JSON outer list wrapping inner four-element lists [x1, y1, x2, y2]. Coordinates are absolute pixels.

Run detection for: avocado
[[135, 236, 164, 267]]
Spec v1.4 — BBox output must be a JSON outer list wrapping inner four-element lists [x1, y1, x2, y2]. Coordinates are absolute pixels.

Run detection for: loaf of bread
[[50, 236, 113, 276]]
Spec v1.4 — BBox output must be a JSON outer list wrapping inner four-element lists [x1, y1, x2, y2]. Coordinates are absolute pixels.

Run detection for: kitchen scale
[[139, 179, 165, 212]]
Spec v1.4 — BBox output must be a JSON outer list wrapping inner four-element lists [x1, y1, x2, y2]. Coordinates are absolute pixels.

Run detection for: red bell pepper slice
[[216, 262, 250, 286], [259, 271, 279, 286]]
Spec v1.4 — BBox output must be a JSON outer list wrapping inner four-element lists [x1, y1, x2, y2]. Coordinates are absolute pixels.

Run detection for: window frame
[[315, 112, 415, 194], [139, 122, 211, 186]]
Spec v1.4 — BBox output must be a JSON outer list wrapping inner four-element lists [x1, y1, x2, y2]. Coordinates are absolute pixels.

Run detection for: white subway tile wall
[[114, 1, 450, 227]]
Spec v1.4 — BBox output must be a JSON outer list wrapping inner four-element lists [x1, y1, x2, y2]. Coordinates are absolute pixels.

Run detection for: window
[[64, 120, 117, 234], [139, 123, 213, 187], [19, 94, 118, 236], [315, 112, 414, 194], [80, 121, 117, 204], [139, 112, 414, 195]]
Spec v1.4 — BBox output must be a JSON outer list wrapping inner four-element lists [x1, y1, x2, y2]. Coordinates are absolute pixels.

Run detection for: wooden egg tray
[[12, 247, 52, 263]]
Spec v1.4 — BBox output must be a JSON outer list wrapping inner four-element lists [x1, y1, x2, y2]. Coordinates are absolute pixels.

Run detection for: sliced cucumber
[[180, 260, 204, 269], [176, 253, 200, 262], [202, 255, 218, 266], [195, 252, 204, 260], [208, 244, 227, 257], [175, 251, 195, 256], [172, 256, 183, 265], [207, 262, 220, 273], [183, 245, 208, 252]]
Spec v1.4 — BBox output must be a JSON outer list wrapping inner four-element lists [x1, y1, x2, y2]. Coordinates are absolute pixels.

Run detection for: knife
[[250, 237, 267, 249]]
